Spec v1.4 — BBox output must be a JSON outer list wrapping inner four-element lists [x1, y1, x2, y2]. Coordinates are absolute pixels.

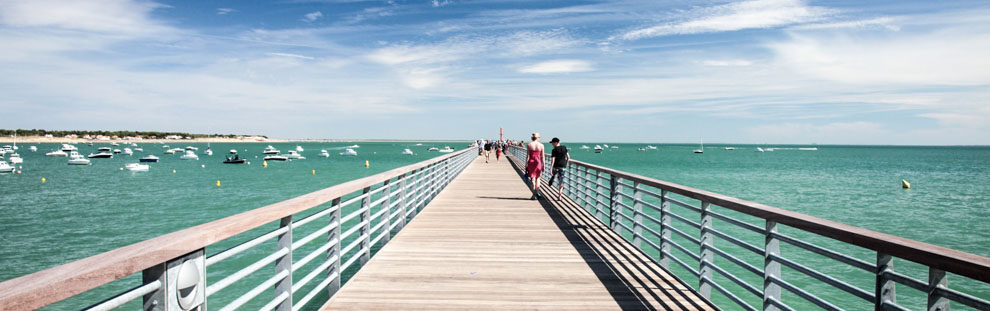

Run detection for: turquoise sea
[[1, 142, 988, 310]]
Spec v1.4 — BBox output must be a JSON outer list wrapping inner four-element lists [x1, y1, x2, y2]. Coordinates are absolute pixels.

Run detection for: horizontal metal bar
[[667, 196, 702, 213], [293, 237, 337, 272], [218, 270, 288, 311], [292, 220, 339, 250], [340, 246, 364, 272], [83, 280, 160, 311], [293, 204, 340, 229], [370, 227, 389, 247], [703, 275, 759, 311], [769, 254, 874, 302], [666, 224, 702, 245], [707, 210, 766, 235], [662, 237, 702, 262], [706, 227, 764, 256], [293, 254, 337, 293], [881, 302, 912, 311], [340, 234, 365, 256], [206, 226, 288, 267], [881, 270, 927, 293], [259, 291, 289, 311], [661, 249, 701, 277], [340, 205, 371, 225], [768, 275, 842, 311], [293, 271, 337, 311], [707, 244, 763, 277], [341, 219, 369, 241], [666, 210, 702, 230], [934, 286, 990, 310], [206, 247, 288, 297], [707, 260, 763, 298], [766, 297, 796, 311], [773, 232, 875, 273]]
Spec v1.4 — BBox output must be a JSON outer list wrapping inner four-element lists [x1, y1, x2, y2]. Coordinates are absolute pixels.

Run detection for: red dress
[[526, 147, 543, 180]]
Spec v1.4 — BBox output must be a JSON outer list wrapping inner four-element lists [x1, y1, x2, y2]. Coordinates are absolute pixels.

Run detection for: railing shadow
[[506, 154, 716, 311]]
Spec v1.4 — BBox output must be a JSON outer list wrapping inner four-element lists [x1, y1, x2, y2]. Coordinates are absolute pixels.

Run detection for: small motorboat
[[162, 145, 169, 148], [637, 148, 646, 151], [755, 147, 765, 152], [438, 147, 454, 153], [263, 145, 279, 154], [594, 145, 603, 153], [113, 149, 122, 154], [724, 147, 735, 150], [98, 147, 112, 152], [110, 142, 119, 146], [415, 143, 423, 146], [204, 149, 213, 156], [580, 145, 590, 149], [0, 160, 14, 172], [180, 150, 199, 160], [610, 146, 619, 149], [134, 148, 143, 152], [229, 149, 238, 154], [61, 144, 77, 152], [319, 150, 330, 157], [139, 154, 159, 162], [427, 147, 439, 151], [223, 155, 246, 164], [46, 150, 68, 157], [296, 145, 304, 152], [286, 150, 306, 160], [348, 145, 360, 148], [693, 149, 704, 154], [799, 147, 819, 151], [646, 145, 658, 150], [340, 149, 358, 156], [165, 148, 183, 154], [185, 146, 198, 151], [29, 146, 37, 152], [8, 153, 23, 164], [402, 149, 414, 155], [68, 152, 91, 165], [88, 152, 113, 158], [264, 155, 288, 161], [123, 148, 133, 155], [124, 163, 149, 171]]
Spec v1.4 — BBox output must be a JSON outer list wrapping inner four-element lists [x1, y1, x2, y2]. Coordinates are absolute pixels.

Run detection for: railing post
[[141, 264, 165, 311], [928, 268, 949, 311], [274, 215, 293, 311], [398, 174, 408, 229], [876, 253, 896, 310], [631, 182, 643, 249], [326, 197, 342, 295], [410, 169, 420, 218], [359, 187, 372, 266], [595, 171, 607, 222], [763, 220, 781, 311], [659, 189, 671, 269], [699, 201, 713, 299], [609, 175, 621, 232], [382, 179, 392, 244]]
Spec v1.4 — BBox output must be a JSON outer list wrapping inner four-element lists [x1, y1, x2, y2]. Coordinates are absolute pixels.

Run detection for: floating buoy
[[173, 169, 177, 173], [201, 164, 205, 168], [216, 180, 221, 187], [41, 177, 46, 183], [365, 160, 370, 168], [263, 161, 268, 168], [902, 179, 911, 189], [312, 169, 316, 175], [16, 170, 21, 174]]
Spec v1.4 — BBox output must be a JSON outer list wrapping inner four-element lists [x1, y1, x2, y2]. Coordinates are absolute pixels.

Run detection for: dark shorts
[[552, 167, 566, 178]]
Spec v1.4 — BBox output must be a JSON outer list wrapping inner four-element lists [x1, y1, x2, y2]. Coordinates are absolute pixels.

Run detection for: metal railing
[[0, 147, 476, 311], [508, 145, 990, 311]]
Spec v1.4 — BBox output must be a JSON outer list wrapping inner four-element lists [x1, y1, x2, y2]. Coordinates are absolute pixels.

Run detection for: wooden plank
[[323, 156, 715, 310]]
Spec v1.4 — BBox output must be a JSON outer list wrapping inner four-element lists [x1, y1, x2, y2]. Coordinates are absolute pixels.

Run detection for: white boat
[[185, 146, 198, 151], [402, 149, 414, 155], [139, 154, 159, 162], [229, 149, 238, 154], [693, 137, 704, 154], [581, 145, 590, 149], [349, 145, 360, 148], [112, 149, 122, 154], [204, 149, 213, 156], [88, 152, 113, 158], [610, 146, 619, 149], [637, 148, 646, 151], [180, 150, 199, 160], [131, 143, 138, 147], [46, 150, 68, 157], [799, 147, 819, 151], [0, 160, 14, 172], [438, 146, 454, 153], [264, 155, 288, 161], [123, 148, 133, 155], [594, 145, 603, 153], [427, 147, 439, 151], [165, 148, 183, 154], [98, 147, 112, 152], [263, 145, 279, 154], [415, 143, 423, 146], [68, 152, 91, 165], [110, 142, 119, 146], [646, 145, 658, 150], [124, 163, 149, 171], [61, 144, 77, 152], [319, 150, 330, 157], [7, 153, 22, 164], [340, 148, 358, 156], [755, 147, 765, 152], [134, 148, 143, 152], [724, 147, 735, 150], [286, 150, 305, 159], [603, 144, 609, 148], [296, 145, 304, 152], [29, 146, 37, 152]]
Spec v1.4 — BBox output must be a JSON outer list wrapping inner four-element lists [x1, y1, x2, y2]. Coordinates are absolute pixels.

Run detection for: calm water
[[2, 142, 988, 309]]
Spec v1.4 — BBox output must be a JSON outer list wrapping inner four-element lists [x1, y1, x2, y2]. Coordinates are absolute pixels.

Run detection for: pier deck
[[322, 156, 715, 310]]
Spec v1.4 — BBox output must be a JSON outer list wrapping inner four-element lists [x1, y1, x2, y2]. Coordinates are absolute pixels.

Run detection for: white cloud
[[268, 52, 314, 60], [0, 0, 172, 36], [701, 59, 753, 66], [432, 0, 451, 8], [619, 0, 832, 40], [791, 17, 900, 31], [519, 60, 593, 74], [217, 8, 235, 15], [303, 11, 323, 22]]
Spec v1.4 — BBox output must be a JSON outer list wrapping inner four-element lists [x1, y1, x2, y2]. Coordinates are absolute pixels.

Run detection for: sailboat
[[693, 137, 704, 154]]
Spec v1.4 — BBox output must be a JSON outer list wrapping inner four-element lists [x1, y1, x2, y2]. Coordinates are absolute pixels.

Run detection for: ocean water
[[562, 143, 990, 310], [1, 142, 988, 310]]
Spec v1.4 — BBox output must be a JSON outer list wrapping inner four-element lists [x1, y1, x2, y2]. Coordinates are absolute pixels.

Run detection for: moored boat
[[319, 150, 330, 157], [402, 149, 414, 155], [223, 155, 246, 164], [139, 154, 159, 162], [264, 155, 288, 161], [124, 163, 149, 171], [68, 152, 91, 165], [88, 152, 113, 158], [340, 148, 358, 156], [286, 150, 305, 159], [180, 150, 199, 160], [263, 145, 279, 154], [0, 160, 14, 172], [46, 150, 68, 157]]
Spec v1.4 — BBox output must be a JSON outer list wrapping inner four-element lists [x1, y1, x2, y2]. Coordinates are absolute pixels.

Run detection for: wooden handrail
[[0, 148, 472, 311], [509, 145, 990, 284]]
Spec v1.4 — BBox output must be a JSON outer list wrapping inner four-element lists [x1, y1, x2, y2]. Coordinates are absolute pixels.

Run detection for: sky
[[0, 0, 988, 144]]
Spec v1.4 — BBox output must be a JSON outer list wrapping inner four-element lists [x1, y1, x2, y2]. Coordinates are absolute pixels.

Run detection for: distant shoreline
[[0, 136, 472, 144]]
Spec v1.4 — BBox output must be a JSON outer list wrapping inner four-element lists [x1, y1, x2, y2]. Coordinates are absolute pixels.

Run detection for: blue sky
[[0, 0, 988, 144]]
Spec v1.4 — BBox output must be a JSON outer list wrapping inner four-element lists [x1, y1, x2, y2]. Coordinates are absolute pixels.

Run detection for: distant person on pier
[[477, 140, 483, 156], [547, 137, 569, 201], [526, 133, 545, 200], [484, 140, 493, 163], [495, 140, 503, 161]]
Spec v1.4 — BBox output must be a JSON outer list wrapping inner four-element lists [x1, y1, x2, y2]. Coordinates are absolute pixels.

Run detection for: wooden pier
[[322, 156, 716, 310]]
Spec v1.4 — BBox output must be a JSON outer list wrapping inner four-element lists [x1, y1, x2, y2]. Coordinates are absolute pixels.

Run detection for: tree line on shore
[[0, 129, 265, 139]]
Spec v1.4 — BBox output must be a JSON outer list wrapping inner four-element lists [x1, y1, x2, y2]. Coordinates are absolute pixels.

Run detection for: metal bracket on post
[[927, 268, 949, 311], [659, 190, 671, 269], [165, 249, 206, 311], [359, 187, 372, 266], [326, 197, 342, 296], [274, 216, 292, 311], [142, 264, 166, 311], [876, 253, 896, 310], [763, 220, 781, 311], [609, 175, 620, 232], [699, 201, 713, 299], [631, 182, 643, 248]]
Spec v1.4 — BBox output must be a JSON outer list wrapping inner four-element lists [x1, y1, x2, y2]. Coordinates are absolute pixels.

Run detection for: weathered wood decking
[[322, 155, 716, 310]]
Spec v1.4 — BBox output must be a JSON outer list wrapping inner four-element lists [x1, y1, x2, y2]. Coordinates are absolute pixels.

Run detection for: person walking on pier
[[495, 140, 503, 161], [484, 140, 493, 163], [526, 133, 545, 200], [547, 137, 569, 201]]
